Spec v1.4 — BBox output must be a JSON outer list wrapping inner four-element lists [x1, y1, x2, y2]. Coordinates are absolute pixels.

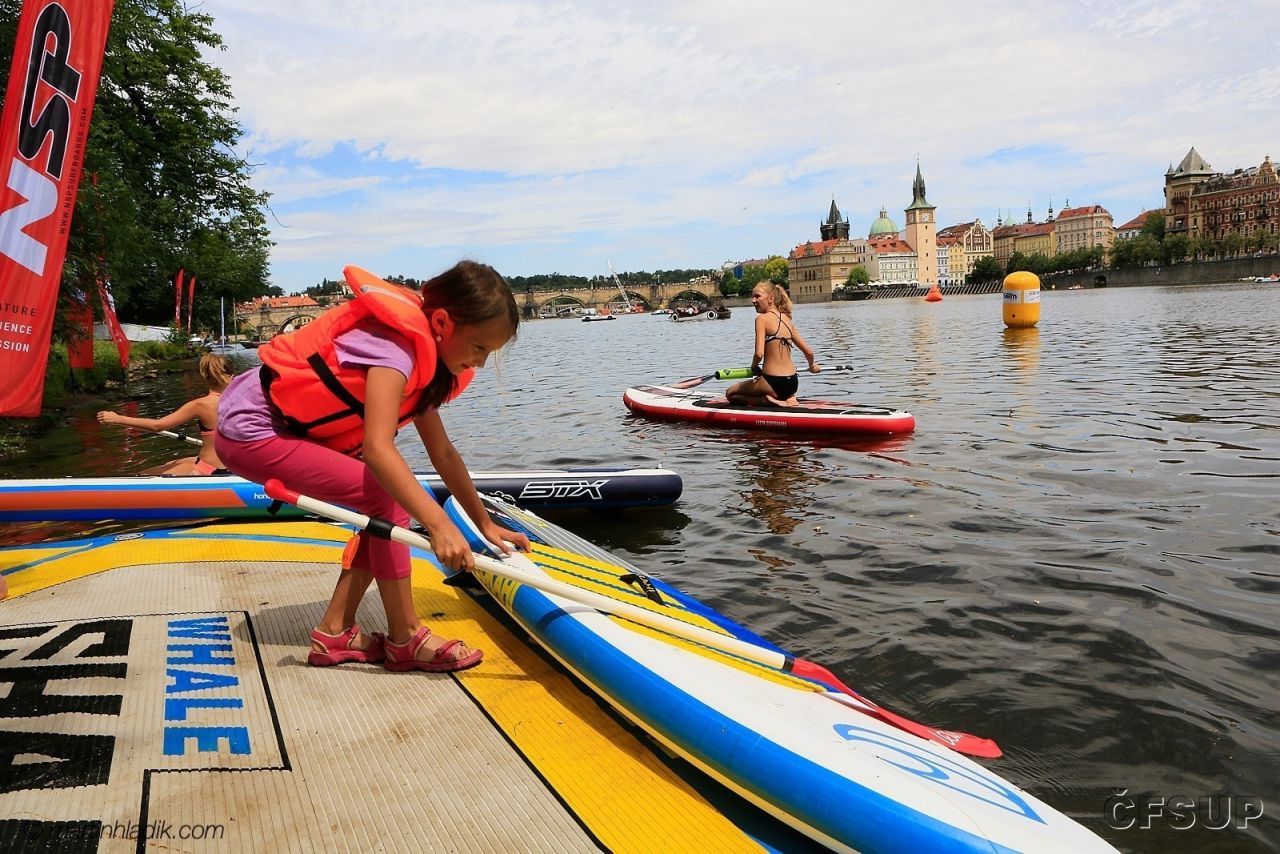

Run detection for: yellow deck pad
[[527, 543, 825, 694], [0, 521, 765, 853]]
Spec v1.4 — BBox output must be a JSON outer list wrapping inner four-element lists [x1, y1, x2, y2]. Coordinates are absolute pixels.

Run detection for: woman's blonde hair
[[198, 353, 234, 391], [758, 280, 793, 316]]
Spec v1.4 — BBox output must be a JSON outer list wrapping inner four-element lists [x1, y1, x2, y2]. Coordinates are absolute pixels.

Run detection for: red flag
[[95, 274, 128, 369], [66, 287, 95, 370], [174, 267, 185, 326], [0, 0, 114, 416], [186, 275, 197, 334]]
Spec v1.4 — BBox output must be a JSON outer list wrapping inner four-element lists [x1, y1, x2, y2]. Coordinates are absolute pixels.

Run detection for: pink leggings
[[215, 433, 411, 579]]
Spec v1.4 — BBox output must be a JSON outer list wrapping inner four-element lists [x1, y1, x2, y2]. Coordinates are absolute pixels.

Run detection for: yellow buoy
[[1002, 271, 1041, 328]]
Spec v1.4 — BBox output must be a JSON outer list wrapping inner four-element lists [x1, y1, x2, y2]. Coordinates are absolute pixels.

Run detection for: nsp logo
[[518, 479, 608, 502], [0, 3, 83, 275]]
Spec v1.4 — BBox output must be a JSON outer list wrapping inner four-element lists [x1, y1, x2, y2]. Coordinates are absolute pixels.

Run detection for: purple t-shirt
[[217, 320, 415, 443]]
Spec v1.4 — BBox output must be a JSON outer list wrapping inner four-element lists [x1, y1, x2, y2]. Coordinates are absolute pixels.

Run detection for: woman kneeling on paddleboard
[[726, 280, 821, 407], [97, 353, 234, 475]]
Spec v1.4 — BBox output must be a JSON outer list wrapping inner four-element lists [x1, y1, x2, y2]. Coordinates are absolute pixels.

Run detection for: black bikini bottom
[[761, 373, 798, 400]]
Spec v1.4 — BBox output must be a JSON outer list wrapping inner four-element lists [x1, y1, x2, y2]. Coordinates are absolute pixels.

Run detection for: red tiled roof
[[1056, 204, 1111, 219], [936, 235, 961, 246], [1116, 210, 1157, 231], [867, 237, 914, 254], [992, 223, 1039, 238], [937, 221, 975, 238], [788, 238, 844, 259]]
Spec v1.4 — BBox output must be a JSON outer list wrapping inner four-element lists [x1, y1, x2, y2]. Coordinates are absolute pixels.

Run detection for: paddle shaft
[[158, 429, 203, 447], [263, 479, 1001, 758], [670, 364, 857, 390]]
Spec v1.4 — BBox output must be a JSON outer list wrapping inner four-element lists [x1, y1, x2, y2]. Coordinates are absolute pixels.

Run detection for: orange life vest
[[258, 266, 473, 455]]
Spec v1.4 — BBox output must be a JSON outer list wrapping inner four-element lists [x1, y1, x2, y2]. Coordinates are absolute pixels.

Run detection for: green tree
[[1130, 234, 1162, 266], [0, 0, 272, 337], [845, 265, 870, 286], [1163, 234, 1189, 264], [1007, 251, 1050, 275], [1221, 231, 1245, 258], [763, 256, 789, 285], [305, 278, 349, 299], [1247, 229, 1268, 255], [1140, 213, 1167, 242], [1109, 238, 1134, 268], [1188, 234, 1215, 261], [969, 256, 1003, 283]]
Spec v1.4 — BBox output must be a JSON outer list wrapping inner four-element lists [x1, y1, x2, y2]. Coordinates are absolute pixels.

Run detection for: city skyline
[[200, 1, 1280, 293]]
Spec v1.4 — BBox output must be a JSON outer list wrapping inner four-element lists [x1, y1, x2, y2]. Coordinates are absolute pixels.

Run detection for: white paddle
[[263, 478, 1000, 758]]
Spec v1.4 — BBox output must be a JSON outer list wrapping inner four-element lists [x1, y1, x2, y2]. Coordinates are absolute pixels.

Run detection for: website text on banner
[[0, 0, 114, 417]]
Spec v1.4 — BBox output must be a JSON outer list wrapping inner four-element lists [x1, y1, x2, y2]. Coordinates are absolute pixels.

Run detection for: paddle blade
[[789, 657, 1002, 759], [669, 373, 714, 390]]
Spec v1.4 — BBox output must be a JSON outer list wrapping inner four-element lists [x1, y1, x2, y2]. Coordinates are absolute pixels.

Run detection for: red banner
[[174, 267, 184, 326], [186, 275, 196, 333], [96, 274, 128, 368], [66, 287, 95, 369], [0, 0, 114, 416]]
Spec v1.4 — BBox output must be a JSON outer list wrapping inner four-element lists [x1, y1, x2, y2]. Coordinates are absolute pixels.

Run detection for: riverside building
[[1164, 148, 1280, 243]]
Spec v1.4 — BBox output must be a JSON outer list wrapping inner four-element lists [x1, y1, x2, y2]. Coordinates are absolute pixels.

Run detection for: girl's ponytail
[[198, 354, 234, 391], [767, 280, 793, 316]]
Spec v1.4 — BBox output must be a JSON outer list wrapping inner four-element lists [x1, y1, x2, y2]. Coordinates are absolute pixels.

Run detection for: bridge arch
[[519, 281, 718, 317]]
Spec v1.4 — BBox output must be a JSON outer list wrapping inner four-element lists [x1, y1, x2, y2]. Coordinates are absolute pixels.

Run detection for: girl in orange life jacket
[[97, 353, 234, 475], [215, 261, 529, 672]]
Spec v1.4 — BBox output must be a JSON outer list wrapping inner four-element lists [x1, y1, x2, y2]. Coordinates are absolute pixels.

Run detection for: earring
[[434, 335, 441, 342]]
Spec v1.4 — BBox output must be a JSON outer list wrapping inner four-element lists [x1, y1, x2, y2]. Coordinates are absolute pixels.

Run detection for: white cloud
[[203, 0, 1280, 290]]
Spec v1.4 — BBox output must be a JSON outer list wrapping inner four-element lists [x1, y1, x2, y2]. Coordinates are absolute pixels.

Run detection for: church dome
[[869, 208, 898, 237]]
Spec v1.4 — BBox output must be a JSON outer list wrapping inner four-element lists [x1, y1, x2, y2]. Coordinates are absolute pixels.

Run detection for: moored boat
[[670, 308, 719, 322]]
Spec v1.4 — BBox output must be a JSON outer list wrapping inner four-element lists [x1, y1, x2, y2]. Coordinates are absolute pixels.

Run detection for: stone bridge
[[236, 279, 723, 337], [236, 298, 332, 341], [519, 281, 720, 318]]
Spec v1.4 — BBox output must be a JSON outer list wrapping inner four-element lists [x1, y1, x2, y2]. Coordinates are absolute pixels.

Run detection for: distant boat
[[207, 296, 246, 353], [670, 308, 719, 322], [582, 314, 616, 322], [651, 308, 672, 316]]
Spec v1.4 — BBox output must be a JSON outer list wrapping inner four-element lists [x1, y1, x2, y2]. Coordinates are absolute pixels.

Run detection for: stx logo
[[0, 4, 83, 275], [518, 479, 608, 501]]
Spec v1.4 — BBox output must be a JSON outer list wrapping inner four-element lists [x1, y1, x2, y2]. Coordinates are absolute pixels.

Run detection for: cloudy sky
[[203, 0, 1280, 292]]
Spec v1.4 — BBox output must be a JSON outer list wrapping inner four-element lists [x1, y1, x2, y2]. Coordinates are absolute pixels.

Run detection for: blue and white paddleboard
[[445, 495, 1116, 854]]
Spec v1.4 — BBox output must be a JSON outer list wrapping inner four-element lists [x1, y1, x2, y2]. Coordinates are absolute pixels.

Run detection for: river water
[[4, 282, 1278, 852]]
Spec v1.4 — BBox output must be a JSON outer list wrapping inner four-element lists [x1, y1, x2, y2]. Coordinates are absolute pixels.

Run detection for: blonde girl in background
[[97, 353, 234, 475]]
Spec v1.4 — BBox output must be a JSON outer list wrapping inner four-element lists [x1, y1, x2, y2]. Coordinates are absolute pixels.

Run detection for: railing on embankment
[[1040, 256, 1280, 289], [845, 281, 1005, 300]]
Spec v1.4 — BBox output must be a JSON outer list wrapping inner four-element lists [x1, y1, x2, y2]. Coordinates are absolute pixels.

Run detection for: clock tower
[[904, 162, 937, 287]]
